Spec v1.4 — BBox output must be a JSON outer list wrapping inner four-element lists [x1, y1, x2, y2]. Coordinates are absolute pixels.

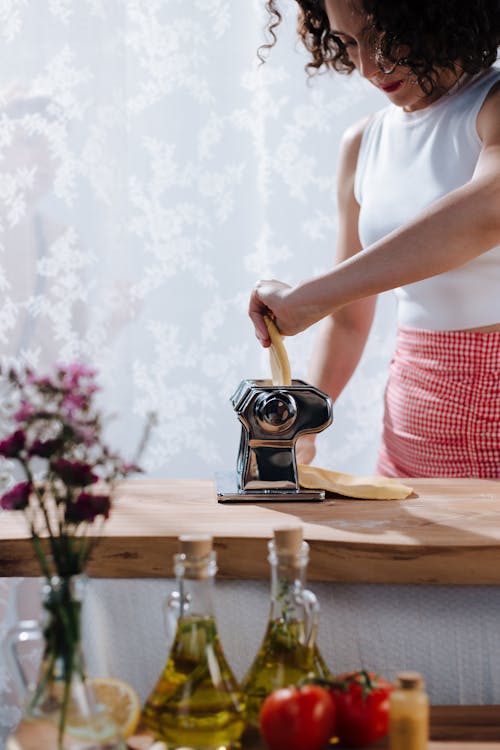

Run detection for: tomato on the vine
[[329, 670, 394, 747], [259, 684, 336, 750]]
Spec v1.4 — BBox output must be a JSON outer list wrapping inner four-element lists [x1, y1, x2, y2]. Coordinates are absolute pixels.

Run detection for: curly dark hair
[[261, 0, 500, 94]]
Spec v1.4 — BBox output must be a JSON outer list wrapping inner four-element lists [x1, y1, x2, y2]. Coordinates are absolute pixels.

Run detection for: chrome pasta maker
[[216, 378, 333, 502]]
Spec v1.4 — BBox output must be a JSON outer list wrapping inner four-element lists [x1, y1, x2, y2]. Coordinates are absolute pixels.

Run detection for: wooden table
[[128, 705, 500, 748], [2, 478, 500, 583], [3, 479, 500, 744]]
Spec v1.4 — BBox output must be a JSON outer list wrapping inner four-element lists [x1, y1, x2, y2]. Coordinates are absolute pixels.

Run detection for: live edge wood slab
[[127, 705, 500, 748], [1, 478, 500, 583]]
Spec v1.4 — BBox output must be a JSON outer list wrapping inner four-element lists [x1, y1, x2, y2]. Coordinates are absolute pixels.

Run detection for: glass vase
[[5, 574, 125, 750]]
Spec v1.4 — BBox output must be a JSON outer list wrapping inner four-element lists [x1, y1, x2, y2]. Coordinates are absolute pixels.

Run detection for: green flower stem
[[44, 579, 84, 749], [30, 532, 52, 580], [29, 649, 56, 712], [23, 460, 62, 573], [59, 647, 73, 744]]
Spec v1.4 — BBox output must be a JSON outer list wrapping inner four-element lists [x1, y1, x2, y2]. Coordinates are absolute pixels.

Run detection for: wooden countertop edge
[[2, 478, 500, 582], [127, 705, 500, 749], [2, 534, 500, 582]]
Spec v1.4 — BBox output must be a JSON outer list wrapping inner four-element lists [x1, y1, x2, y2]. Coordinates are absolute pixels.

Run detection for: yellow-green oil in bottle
[[142, 614, 245, 749], [241, 617, 330, 727], [241, 527, 332, 729]]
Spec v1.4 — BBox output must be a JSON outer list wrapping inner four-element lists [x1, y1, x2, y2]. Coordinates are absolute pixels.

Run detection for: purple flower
[[51, 458, 98, 486], [65, 492, 110, 523], [14, 400, 35, 423], [74, 425, 98, 447], [26, 374, 53, 388], [63, 392, 88, 410], [29, 438, 63, 458], [0, 430, 26, 458], [0, 482, 31, 510], [62, 362, 96, 379], [59, 363, 98, 391]]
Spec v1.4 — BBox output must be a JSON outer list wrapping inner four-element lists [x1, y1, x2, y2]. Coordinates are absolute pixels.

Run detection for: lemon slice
[[88, 677, 141, 739], [264, 315, 292, 386]]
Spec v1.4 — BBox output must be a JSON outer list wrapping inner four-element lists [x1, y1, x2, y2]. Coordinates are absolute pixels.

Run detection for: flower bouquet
[[0, 362, 153, 749]]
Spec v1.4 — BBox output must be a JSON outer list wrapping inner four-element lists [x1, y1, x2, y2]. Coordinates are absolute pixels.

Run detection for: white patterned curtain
[[0, 3, 398, 739], [0, 0, 392, 481]]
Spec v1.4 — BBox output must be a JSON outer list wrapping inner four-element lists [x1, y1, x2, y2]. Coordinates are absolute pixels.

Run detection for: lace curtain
[[0, 0, 392, 482], [0, 3, 402, 742]]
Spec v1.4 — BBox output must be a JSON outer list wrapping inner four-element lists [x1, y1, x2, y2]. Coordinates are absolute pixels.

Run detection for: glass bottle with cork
[[141, 534, 245, 749], [389, 671, 429, 750], [241, 525, 331, 728]]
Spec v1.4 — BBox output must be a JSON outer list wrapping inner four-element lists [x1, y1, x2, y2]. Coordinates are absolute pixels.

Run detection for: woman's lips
[[380, 80, 404, 93]]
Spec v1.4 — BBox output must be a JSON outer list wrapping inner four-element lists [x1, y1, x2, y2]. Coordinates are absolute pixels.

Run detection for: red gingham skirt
[[376, 325, 500, 478]]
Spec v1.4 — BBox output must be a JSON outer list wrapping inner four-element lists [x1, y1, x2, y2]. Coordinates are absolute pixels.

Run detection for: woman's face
[[323, 0, 453, 112]]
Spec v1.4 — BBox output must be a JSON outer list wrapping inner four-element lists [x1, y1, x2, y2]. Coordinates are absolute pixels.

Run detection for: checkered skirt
[[376, 325, 500, 478]]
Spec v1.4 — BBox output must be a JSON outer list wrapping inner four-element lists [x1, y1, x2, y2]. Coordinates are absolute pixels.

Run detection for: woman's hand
[[248, 279, 318, 346], [248, 280, 292, 346]]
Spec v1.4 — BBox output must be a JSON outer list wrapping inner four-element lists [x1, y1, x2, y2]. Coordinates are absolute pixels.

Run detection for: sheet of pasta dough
[[261, 315, 413, 500], [264, 315, 291, 387]]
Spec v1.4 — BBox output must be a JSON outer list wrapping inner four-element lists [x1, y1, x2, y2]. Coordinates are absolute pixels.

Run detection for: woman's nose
[[357, 44, 379, 79]]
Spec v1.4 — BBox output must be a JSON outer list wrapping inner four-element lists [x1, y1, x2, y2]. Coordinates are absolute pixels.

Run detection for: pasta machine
[[216, 378, 333, 502]]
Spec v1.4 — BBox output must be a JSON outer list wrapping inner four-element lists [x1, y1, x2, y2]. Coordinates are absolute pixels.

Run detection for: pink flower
[[14, 400, 35, 423], [63, 392, 88, 410], [60, 392, 90, 418], [74, 425, 98, 446], [65, 492, 110, 523], [51, 458, 98, 486], [59, 363, 98, 391], [62, 362, 96, 379], [0, 430, 26, 458], [0, 481, 31, 510], [26, 374, 53, 388]]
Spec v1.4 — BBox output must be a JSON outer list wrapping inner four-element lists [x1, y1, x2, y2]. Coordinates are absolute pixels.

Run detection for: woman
[[249, 0, 500, 477]]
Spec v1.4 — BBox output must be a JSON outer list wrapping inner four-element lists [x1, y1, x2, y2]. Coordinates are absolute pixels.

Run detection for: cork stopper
[[396, 671, 425, 690], [179, 534, 213, 558], [273, 526, 303, 555]]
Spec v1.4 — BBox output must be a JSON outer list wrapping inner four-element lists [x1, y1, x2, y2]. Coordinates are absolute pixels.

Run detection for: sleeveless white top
[[354, 67, 500, 331]]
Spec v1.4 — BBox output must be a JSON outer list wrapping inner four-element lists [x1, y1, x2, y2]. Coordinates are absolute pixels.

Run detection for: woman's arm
[[250, 84, 500, 340]]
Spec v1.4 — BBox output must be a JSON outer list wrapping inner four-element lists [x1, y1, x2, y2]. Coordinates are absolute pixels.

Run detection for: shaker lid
[[273, 526, 303, 554], [396, 671, 425, 690], [179, 534, 213, 557]]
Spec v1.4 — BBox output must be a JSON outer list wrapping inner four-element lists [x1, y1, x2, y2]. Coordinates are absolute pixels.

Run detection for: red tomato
[[259, 684, 336, 750], [329, 670, 394, 747]]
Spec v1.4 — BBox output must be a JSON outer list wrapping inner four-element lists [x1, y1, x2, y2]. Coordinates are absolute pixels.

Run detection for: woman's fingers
[[248, 279, 291, 347], [248, 285, 272, 347]]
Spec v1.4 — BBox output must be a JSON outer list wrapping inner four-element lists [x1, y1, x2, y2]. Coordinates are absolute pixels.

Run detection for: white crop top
[[354, 67, 500, 331]]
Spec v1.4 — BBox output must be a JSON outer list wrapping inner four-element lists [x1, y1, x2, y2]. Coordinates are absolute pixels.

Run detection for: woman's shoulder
[[449, 67, 500, 113], [477, 73, 500, 141], [337, 116, 370, 184], [342, 115, 369, 146], [450, 67, 500, 144], [340, 112, 381, 161], [338, 113, 384, 206]]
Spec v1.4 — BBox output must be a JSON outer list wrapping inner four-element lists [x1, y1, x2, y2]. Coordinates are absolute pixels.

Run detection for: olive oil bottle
[[141, 535, 245, 749], [241, 526, 331, 727]]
